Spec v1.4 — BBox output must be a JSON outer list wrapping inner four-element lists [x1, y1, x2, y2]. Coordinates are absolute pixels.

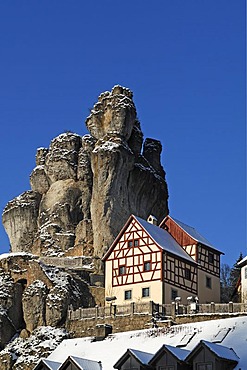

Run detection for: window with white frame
[[124, 290, 132, 300], [142, 287, 150, 297]]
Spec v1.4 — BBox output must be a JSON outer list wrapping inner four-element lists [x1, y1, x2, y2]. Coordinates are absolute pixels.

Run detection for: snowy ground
[[48, 316, 247, 369]]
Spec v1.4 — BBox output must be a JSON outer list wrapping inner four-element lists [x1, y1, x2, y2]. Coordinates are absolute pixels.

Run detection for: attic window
[[196, 363, 213, 370], [128, 239, 139, 247], [144, 261, 151, 271], [119, 266, 126, 275], [208, 252, 214, 264], [185, 268, 191, 280]]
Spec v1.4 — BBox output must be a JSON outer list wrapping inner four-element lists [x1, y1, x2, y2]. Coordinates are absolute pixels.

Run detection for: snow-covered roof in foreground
[[162, 345, 190, 361], [135, 216, 195, 263], [37, 358, 61, 370], [48, 317, 247, 370], [128, 349, 153, 365], [201, 340, 239, 362], [69, 356, 102, 370]]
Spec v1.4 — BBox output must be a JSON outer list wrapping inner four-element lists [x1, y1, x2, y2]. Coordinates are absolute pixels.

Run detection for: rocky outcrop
[[0, 326, 69, 370], [0, 85, 169, 369], [2, 85, 169, 261], [22, 280, 48, 332], [2, 192, 41, 253], [0, 254, 95, 350]]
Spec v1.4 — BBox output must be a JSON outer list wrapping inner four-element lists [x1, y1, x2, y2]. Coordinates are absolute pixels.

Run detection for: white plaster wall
[[164, 282, 197, 305], [197, 269, 220, 303], [105, 277, 163, 306]]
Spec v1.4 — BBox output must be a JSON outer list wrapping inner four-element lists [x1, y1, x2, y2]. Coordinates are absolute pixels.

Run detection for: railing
[[68, 301, 153, 320], [67, 301, 247, 321]]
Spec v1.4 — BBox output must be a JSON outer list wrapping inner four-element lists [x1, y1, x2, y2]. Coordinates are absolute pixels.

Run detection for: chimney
[[94, 324, 112, 341], [147, 215, 158, 226]]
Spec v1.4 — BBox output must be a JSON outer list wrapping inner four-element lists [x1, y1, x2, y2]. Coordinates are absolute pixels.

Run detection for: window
[[206, 276, 212, 289], [171, 289, 178, 300], [196, 363, 213, 370], [144, 261, 151, 271], [142, 287, 150, 297], [245, 267, 247, 279], [185, 268, 191, 280], [119, 266, 126, 275], [208, 252, 214, 264], [128, 239, 139, 247], [124, 290, 132, 300]]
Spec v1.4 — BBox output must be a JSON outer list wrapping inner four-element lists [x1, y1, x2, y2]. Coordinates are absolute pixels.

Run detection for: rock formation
[[0, 86, 169, 369], [0, 326, 69, 370], [2, 85, 169, 261], [0, 253, 97, 349]]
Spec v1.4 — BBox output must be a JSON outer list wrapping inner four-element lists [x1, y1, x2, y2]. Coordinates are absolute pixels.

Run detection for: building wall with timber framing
[[103, 215, 222, 306]]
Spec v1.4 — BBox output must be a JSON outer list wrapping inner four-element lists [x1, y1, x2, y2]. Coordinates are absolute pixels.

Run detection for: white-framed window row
[[124, 287, 151, 301]]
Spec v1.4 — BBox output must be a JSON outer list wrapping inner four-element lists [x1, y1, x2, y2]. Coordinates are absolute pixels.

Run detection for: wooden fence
[[68, 301, 247, 321]]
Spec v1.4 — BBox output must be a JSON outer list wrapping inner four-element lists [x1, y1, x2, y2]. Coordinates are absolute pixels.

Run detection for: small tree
[[220, 263, 232, 303], [229, 252, 243, 302], [220, 253, 243, 303]]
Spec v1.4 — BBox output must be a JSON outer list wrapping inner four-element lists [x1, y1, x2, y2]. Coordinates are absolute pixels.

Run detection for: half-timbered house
[[161, 216, 223, 303], [103, 215, 222, 305]]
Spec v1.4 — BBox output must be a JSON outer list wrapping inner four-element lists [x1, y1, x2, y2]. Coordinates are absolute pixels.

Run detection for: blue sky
[[0, 1, 246, 267]]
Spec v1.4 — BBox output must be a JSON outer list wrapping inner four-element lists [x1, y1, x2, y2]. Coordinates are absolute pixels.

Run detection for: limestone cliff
[[2, 85, 169, 260]]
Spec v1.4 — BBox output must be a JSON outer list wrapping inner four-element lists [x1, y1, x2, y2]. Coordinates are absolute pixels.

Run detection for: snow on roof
[[37, 358, 61, 370], [129, 349, 153, 364], [150, 344, 189, 362], [169, 217, 222, 252], [201, 340, 239, 362], [171, 217, 214, 248], [163, 345, 190, 361], [135, 216, 196, 263], [70, 356, 102, 370], [48, 317, 247, 370], [238, 256, 247, 267]]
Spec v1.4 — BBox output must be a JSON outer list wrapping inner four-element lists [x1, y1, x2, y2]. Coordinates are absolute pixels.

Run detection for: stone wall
[[66, 313, 172, 338]]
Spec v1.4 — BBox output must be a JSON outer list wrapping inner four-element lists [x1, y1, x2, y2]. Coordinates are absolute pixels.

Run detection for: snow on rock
[[22, 280, 48, 332], [2, 86, 169, 266], [0, 326, 69, 370]]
